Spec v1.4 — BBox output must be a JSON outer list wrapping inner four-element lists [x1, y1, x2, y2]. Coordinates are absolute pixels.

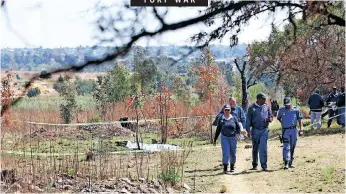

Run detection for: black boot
[[230, 164, 235, 172], [250, 162, 257, 170], [223, 164, 229, 174], [284, 161, 289, 170]]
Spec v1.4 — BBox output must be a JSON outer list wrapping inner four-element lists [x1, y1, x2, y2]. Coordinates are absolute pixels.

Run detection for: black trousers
[[321, 109, 329, 118], [327, 109, 337, 127]]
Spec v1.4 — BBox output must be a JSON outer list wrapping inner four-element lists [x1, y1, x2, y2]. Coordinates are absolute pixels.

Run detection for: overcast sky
[[0, 0, 288, 48]]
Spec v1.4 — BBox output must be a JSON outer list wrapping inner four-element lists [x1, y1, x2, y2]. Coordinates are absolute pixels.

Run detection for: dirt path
[[215, 146, 252, 193], [184, 133, 345, 193]]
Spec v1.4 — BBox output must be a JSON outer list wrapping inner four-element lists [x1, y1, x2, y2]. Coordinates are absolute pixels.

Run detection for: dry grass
[[2, 71, 344, 193], [1, 121, 344, 193]]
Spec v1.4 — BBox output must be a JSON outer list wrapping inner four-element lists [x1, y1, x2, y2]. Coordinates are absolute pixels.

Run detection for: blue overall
[[277, 107, 303, 164], [337, 92, 345, 127], [221, 135, 237, 165], [338, 106, 345, 126], [214, 115, 240, 165], [246, 103, 273, 169]]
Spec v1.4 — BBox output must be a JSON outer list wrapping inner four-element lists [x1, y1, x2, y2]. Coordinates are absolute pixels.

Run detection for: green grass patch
[[322, 167, 335, 182], [13, 95, 97, 110]]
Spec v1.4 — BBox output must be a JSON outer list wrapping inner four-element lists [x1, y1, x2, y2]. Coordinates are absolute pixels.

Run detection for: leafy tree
[[248, 18, 345, 103], [171, 75, 190, 103], [133, 47, 157, 95], [59, 80, 78, 124], [93, 62, 138, 115], [53, 77, 68, 95], [75, 77, 97, 95], [193, 48, 220, 142]]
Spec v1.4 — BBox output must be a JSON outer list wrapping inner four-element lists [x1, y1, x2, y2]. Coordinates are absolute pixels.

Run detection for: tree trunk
[[161, 96, 168, 144], [241, 76, 249, 113], [209, 97, 213, 143], [164, 101, 168, 144], [159, 91, 166, 144], [135, 105, 141, 150]]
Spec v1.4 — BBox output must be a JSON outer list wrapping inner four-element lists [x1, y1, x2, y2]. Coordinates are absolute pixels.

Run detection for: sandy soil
[[183, 133, 345, 193]]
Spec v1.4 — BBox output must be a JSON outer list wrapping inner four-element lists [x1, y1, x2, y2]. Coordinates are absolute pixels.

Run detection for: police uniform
[[337, 88, 345, 127], [245, 93, 273, 171], [277, 97, 303, 169], [214, 105, 241, 174], [326, 89, 339, 127]]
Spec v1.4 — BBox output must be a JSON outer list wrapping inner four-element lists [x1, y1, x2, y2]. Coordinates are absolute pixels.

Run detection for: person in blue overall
[[246, 93, 273, 171], [213, 105, 241, 174], [277, 97, 303, 169]]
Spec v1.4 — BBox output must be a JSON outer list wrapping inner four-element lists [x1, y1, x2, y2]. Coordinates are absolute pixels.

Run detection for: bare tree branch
[[2, 0, 345, 116]]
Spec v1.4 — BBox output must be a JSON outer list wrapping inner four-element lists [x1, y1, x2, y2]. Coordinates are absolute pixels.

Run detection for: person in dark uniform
[[246, 93, 273, 171], [277, 97, 303, 169], [308, 90, 324, 129], [337, 87, 345, 127], [215, 97, 246, 128], [325, 86, 339, 127], [213, 105, 241, 174], [271, 99, 280, 117]]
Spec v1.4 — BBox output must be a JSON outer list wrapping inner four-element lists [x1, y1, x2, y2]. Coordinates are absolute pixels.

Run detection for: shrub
[[89, 114, 101, 123], [158, 142, 192, 185], [53, 82, 67, 94], [57, 75, 64, 82], [60, 94, 78, 124], [158, 167, 181, 185], [27, 87, 41, 97], [59, 81, 78, 124], [39, 70, 52, 79], [75, 78, 97, 95]]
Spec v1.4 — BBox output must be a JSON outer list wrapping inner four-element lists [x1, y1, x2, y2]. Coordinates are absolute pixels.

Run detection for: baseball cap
[[284, 97, 292, 105], [224, 104, 231, 110], [256, 93, 266, 99]]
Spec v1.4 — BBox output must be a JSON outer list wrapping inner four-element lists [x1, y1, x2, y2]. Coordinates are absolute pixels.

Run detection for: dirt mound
[[75, 178, 170, 193], [26, 125, 134, 141]]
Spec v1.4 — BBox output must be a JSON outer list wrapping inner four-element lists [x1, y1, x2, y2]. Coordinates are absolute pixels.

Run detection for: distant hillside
[[1, 44, 246, 72]]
